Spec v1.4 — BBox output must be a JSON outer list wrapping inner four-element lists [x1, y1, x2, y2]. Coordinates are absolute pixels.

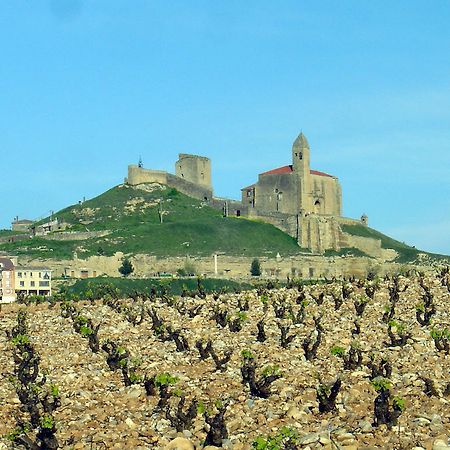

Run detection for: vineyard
[[0, 270, 449, 450]]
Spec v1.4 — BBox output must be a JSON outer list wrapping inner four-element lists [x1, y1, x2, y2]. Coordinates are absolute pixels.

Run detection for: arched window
[[314, 200, 321, 213]]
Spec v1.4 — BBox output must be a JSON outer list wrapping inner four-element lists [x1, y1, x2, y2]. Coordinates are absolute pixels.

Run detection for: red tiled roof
[[310, 169, 334, 178], [259, 165, 334, 178], [241, 183, 256, 191], [260, 165, 293, 176]]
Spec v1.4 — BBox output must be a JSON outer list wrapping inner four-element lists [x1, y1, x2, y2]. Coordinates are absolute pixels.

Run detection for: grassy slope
[[340, 223, 449, 263], [0, 184, 303, 259]]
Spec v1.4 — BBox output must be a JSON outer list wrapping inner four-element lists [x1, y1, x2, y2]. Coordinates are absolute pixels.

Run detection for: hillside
[[0, 184, 304, 260], [341, 223, 449, 264], [0, 183, 448, 265]]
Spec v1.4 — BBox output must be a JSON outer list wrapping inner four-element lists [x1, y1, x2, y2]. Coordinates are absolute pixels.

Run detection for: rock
[[126, 385, 142, 398], [164, 437, 195, 450], [125, 417, 137, 429], [285, 405, 303, 420], [433, 439, 450, 450], [299, 433, 320, 445], [319, 435, 331, 445], [336, 433, 355, 442]]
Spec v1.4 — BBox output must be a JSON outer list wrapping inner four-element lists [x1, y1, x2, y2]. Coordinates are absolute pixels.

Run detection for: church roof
[[259, 165, 334, 178], [241, 165, 335, 190]]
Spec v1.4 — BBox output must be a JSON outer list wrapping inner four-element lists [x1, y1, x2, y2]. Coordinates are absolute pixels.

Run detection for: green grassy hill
[[341, 223, 448, 264], [1, 183, 448, 264], [0, 184, 305, 259]]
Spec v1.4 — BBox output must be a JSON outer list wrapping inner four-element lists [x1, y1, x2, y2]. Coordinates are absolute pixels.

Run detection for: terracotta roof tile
[[259, 165, 334, 178]]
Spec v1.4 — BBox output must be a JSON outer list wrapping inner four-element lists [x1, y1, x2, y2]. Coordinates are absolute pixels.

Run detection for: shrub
[[118, 258, 134, 277], [251, 258, 262, 276]]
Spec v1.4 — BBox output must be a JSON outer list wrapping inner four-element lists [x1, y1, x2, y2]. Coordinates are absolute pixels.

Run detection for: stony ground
[[0, 271, 449, 450]]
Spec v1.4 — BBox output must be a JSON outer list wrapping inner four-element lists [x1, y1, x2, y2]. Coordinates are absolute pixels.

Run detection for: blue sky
[[1, 1, 449, 254]]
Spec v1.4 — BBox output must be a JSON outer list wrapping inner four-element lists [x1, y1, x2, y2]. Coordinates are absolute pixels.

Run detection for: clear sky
[[1, 1, 449, 255]]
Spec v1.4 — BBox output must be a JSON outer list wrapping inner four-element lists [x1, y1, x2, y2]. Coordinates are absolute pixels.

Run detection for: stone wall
[[166, 174, 213, 202], [28, 252, 433, 284], [253, 172, 300, 215], [247, 210, 299, 241], [125, 165, 213, 202], [41, 231, 110, 241], [126, 165, 168, 185], [310, 174, 342, 216]]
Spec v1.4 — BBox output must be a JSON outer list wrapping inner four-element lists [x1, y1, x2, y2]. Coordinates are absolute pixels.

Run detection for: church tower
[[292, 132, 312, 213], [292, 132, 310, 175]]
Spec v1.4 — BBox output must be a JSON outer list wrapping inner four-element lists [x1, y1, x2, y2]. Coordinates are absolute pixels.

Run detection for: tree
[[118, 259, 134, 277], [250, 259, 261, 277]]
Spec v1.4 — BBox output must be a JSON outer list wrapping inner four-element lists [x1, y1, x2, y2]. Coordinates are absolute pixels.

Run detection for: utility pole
[[158, 200, 164, 223]]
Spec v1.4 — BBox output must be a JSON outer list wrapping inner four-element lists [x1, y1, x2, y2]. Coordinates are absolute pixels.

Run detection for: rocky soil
[[0, 271, 449, 450]]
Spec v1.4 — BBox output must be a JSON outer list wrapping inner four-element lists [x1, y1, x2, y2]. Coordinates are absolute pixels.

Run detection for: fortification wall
[[209, 198, 248, 217], [125, 165, 213, 201], [310, 175, 342, 216], [41, 231, 110, 241], [32, 252, 433, 282], [339, 233, 382, 258], [247, 210, 299, 241], [299, 215, 340, 253], [126, 165, 168, 185], [166, 174, 213, 201]]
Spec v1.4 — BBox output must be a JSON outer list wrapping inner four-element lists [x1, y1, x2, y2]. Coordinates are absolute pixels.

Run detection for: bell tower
[[292, 132, 312, 212], [292, 132, 310, 176]]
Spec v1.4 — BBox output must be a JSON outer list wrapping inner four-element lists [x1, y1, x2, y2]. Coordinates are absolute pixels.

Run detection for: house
[[15, 267, 52, 297], [11, 218, 34, 232], [0, 257, 17, 303]]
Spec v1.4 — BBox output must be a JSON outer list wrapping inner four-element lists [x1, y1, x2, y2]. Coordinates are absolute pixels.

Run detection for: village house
[[15, 267, 52, 297], [0, 256, 52, 302], [0, 257, 16, 303]]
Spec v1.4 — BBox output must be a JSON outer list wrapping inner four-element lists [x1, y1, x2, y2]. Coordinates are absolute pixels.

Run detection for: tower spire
[[293, 132, 309, 150]]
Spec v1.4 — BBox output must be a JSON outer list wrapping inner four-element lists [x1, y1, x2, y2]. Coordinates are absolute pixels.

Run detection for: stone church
[[240, 133, 342, 217]]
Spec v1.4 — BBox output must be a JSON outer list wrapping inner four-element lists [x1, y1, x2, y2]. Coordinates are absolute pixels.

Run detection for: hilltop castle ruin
[[126, 133, 379, 255]]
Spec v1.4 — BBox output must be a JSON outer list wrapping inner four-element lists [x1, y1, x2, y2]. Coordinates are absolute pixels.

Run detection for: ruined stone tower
[[175, 154, 212, 190]]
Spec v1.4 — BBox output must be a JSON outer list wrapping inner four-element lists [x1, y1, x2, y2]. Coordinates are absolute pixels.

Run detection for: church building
[[241, 133, 342, 217]]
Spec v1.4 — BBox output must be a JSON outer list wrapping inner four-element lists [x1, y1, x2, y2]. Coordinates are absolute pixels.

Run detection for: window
[[20, 281, 24, 287], [30, 281, 35, 287], [17, 272, 22, 278], [39, 281, 49, 287]]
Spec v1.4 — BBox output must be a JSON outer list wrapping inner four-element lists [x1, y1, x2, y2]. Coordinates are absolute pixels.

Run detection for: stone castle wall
[[126, 165, 213, 202], [166, 174, 213, 202], [126, 165, 168, 185]]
